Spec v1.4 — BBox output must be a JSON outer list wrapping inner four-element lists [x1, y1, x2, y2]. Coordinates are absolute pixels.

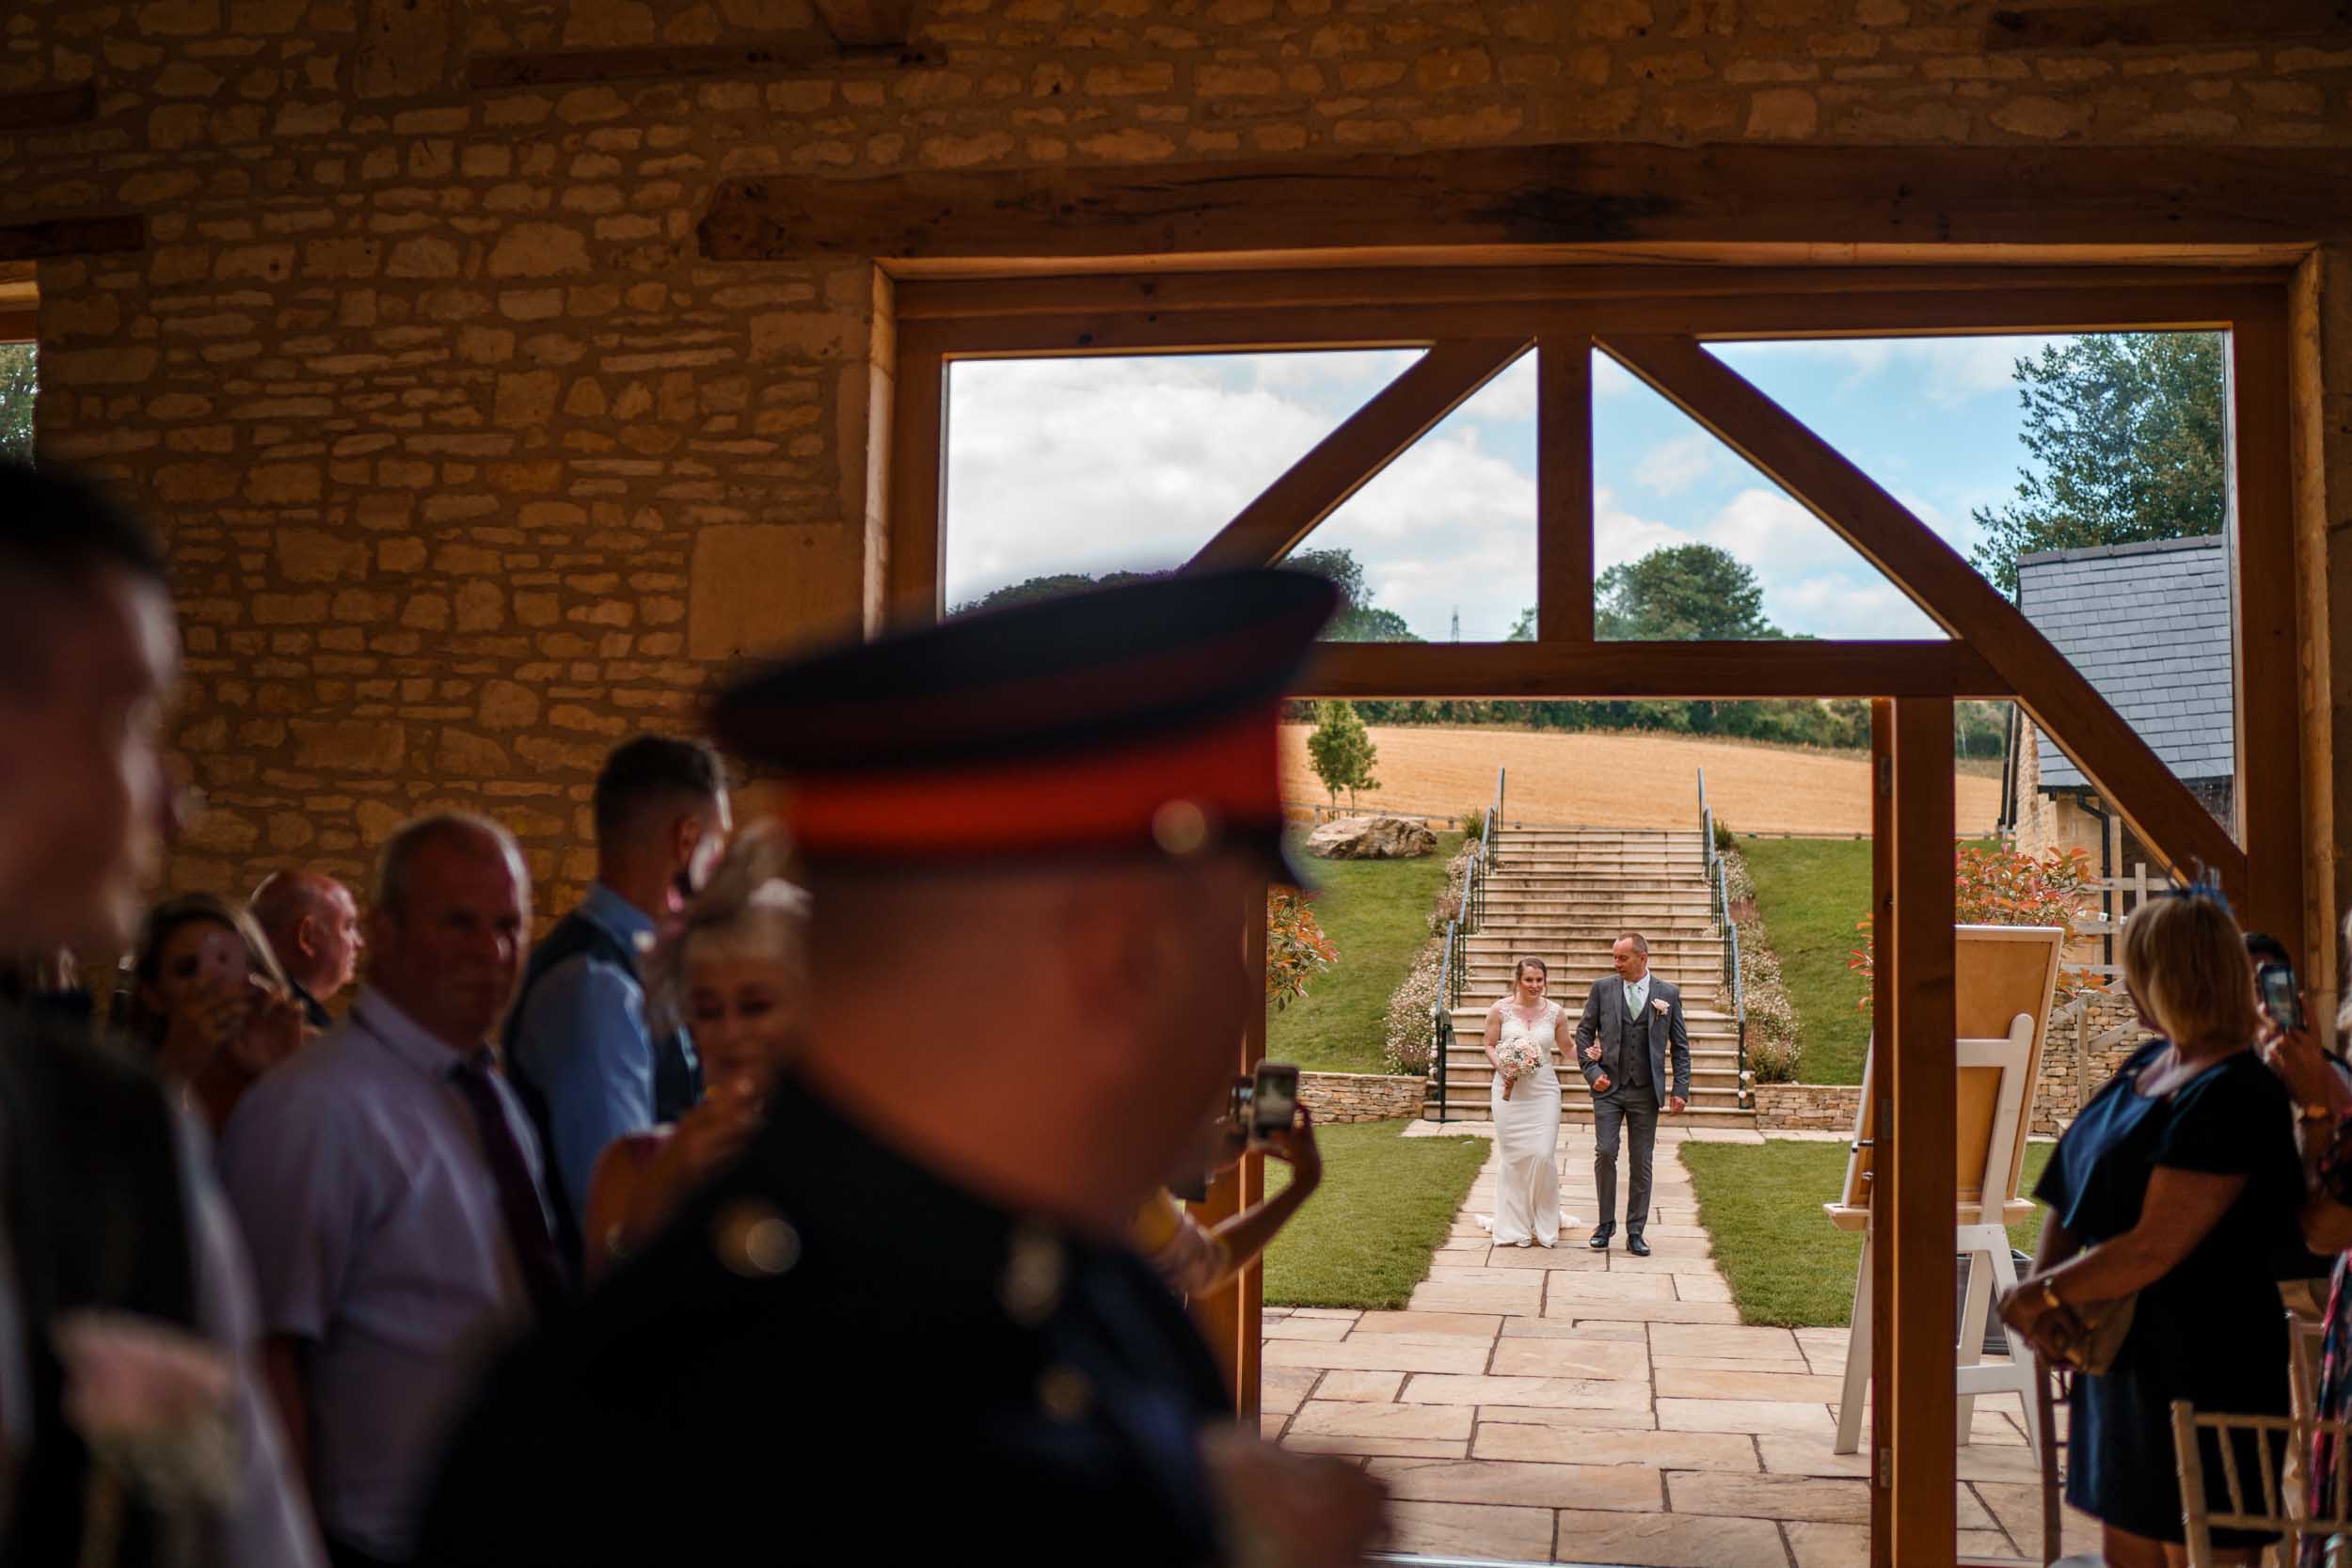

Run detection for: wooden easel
[[1827, 925, 2066, 1457]]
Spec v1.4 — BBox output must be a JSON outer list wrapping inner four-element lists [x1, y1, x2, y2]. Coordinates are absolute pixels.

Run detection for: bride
[[1482, 956, 1571, 1247]]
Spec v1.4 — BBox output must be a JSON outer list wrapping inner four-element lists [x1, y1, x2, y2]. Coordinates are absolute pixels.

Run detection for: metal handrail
[[1429, 836, 1490, 1126], [1486, 767, 1505, 871], [1699, 767, 1751, 1109]]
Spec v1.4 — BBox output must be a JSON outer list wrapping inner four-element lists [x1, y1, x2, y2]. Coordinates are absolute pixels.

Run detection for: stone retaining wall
[[1299, 1070, 1425, 1124], [1755, 1083, 1862, 1132]]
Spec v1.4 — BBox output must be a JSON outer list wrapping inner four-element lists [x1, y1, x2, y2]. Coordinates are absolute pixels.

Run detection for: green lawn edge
[[1263, 1119, 1490, 1310], [1680, 1139, 2050, 1327], [1738, 837, 1873, 1085], [1267, 831, 1463, 1077]]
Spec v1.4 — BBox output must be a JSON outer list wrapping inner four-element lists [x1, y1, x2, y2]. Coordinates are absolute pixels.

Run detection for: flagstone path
[[1261, 1122, 2102, 1566]]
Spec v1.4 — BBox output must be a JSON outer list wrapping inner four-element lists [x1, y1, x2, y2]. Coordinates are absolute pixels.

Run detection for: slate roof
[[2015, 534, 2233, 792]]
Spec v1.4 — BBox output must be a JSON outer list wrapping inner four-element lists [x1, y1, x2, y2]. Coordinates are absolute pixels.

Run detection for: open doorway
[[897, 254, 2302, 1568]]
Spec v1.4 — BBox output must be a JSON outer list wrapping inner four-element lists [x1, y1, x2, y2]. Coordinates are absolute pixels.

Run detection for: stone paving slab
[[1260, 1129, 2082, 1564]]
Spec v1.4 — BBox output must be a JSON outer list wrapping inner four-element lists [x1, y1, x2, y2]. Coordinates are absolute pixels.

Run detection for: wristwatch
[[2039, 1277, 2064, 1314], [2303, 1101, 2336, 1124]]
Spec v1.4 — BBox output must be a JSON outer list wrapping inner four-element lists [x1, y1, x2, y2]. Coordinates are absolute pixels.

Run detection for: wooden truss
[[888, 257, 2311, 1568]]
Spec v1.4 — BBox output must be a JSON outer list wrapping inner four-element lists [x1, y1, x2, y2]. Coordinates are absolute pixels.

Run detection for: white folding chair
[[2172, 1398, 2352, 1567]]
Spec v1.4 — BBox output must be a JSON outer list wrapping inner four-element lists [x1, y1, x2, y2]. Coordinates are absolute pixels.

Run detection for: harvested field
[[1279, 724, 2001, 837]]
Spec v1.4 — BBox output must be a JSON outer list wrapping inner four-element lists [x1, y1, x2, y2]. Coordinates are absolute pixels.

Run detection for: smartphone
[[2259, 960, 2304, 1034], [1228, 1074, 1255, 1130], [1250, 1062, 1299, 1143]]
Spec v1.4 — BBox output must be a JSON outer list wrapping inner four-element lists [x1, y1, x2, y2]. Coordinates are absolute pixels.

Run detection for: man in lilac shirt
[[504, 736, 730, 1262], [220, 815, 564, 1568]]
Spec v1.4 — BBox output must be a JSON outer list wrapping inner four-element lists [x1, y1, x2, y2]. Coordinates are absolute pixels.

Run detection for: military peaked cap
[[707, 568, 1338, 879]]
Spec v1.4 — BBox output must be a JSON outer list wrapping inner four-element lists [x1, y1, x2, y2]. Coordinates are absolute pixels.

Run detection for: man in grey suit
[[1573, 931, 1691, 1257]]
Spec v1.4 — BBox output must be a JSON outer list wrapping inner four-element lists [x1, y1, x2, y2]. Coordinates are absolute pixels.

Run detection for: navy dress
[[2034, 1039, 2302, 1545]]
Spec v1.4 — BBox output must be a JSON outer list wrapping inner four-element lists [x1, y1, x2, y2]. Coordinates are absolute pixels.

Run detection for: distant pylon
[[1450, 608, 1460, 642]]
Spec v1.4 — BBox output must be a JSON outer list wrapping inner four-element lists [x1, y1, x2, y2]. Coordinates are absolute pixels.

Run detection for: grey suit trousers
[[1591, 1090, 1660, 1234]]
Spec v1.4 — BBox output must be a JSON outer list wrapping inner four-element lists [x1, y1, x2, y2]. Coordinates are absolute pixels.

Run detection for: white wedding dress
[[1486, 1000, 1563, 1247]]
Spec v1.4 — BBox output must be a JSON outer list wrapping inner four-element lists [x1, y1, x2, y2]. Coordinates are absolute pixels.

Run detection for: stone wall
[[2031, 990, 2154, 1133], [1298, 1069, 1424, 1124], [2, 2, 2348, 918], [1755, 1082, 1861, 1132]]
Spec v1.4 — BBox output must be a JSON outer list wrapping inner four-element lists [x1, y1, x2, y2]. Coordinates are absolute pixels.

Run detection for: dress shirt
[[1624, 973, 1651, 1017], [507, 884, 666, 1232], [217, 989, 547, 1562]]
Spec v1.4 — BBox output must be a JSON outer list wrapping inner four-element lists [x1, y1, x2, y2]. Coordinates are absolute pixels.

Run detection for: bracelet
[[2040, 1276, 2064, 1314]]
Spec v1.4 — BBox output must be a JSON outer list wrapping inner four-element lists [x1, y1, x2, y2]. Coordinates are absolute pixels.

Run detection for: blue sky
[[942, 335, 2103, 641]]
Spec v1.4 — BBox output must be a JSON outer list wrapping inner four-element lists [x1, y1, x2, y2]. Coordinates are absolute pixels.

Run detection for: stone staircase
[[1422, 824, 1756, 1128]]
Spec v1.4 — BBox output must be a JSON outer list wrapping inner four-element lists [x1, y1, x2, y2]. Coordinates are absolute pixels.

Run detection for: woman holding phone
[[129, 892, 310, 1130]]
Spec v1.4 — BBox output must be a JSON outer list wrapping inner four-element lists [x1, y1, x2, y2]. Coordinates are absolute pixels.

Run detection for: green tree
[[1306, 699, 1380, 809], [1596, 544, 1780, 641], [1506, 606, 1536, 641], [950, 568, 1165, 616], [0, 344, 34, 463], [1969, 332, 2226, 597], [1287, 546, 1422, 642]]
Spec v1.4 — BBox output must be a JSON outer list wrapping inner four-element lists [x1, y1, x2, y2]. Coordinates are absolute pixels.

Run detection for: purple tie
[[448, 1054, 571, 1317]]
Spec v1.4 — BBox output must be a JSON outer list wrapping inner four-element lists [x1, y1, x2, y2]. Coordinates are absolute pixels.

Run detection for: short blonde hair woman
[[581, 824, 808, 1280], [2002, 889, 2303, 1568]]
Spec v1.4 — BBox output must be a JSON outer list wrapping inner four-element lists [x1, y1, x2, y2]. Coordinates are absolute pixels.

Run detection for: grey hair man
[[1573, 931, 1692, 1257], [0, 461, 323, 1568], [220, 815, 565, 1567], [250, 870, 365, 1029]]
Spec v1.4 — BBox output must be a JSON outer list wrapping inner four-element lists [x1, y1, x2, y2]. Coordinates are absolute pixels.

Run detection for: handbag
[[2007, 1262, 2137, 1376]]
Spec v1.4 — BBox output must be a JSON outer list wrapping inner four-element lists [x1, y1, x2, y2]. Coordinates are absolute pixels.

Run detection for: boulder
[[1306, 815, 1438, 861]]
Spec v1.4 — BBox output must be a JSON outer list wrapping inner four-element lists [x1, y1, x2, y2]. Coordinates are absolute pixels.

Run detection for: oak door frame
[[882, 254, 2312, 1568]]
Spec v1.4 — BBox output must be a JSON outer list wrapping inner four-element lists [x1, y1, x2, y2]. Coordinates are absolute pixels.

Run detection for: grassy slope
[[1681, 1139, 2053, 1328], [1262, 1119, 1491, 1309], [1738, 836, 1874, 1085], [1266, 831, 1462, 1076]]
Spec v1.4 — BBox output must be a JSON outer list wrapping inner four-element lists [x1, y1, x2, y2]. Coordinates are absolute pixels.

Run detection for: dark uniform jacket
[[0, 1005, 197, 1568], [1572, 974, 1692, 1107], [414, 1073, 1233, 1567]]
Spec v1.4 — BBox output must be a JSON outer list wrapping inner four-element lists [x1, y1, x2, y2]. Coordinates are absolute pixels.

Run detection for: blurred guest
[[416, 571, 1386, 1568], [580, 824, 804, 1281], [2001, 887, 2301, 1568], [1139, 1102, 1325, 1298], [506, 735, 731, 1265], [250, 871, 365, 1029], [0, 946, 92, 1028], [2291, 913, 2352, 1564], [219, 816, 563, 1568], [0, 460, 321, 1567], [129, 893, 308, 1130]]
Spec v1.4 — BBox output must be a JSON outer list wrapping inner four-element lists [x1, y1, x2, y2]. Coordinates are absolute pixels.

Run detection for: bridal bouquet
[[1495, 1039, 1544, 1101]]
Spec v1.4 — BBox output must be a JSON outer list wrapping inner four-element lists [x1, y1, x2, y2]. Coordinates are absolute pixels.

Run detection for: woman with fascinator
[[1997, 884, 2302, 1568], [580, 823, 809, 1281]]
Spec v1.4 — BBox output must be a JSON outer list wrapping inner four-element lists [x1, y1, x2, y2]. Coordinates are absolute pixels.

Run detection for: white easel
[[1825, 925, 2066, 1458]]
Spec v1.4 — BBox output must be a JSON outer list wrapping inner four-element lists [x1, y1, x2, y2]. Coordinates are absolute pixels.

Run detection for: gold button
[[712, 1199, 800, 1278], [1152, 800, 1213, 857], [1036, 1364, 1094, 1423]]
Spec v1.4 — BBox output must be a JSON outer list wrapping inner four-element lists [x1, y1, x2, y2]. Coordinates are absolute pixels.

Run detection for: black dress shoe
[[1588, 1227, 1614, 1250], [1626, 1234, 1651, 1257]]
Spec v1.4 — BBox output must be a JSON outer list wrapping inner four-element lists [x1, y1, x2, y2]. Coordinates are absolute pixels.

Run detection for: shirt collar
[[350, 987, 481, 1079], [580, 883, 660, 955]]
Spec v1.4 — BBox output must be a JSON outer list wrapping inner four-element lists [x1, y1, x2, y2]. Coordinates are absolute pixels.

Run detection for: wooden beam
[[1886, 698, 1958, 1565], [1537, 336, 1594, 641], [699, 145, 2352, 262], [883, 348, 946, 626], [466, 37, 924, 90], [1987, 1, 2352, 50], [1189, 339, 1529, 574], [0, 215, 144, 263], [2228, 311, 2308, 956], [811, 0, 914, 47], [1293, 640, 2004, 701], [0, 309, 36, 343], [1594, 331, 2247, 893], [0, 84, 96, 133], [1868, 701, 1896, 1568]]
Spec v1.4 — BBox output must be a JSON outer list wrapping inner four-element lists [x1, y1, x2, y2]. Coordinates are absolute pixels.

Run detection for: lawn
[[1262, 1119, 1490, 1309], [1738, 836, 1874, 1085], [1266, 831, 1462, 1076], [1681, 1138, 2053, 1328]]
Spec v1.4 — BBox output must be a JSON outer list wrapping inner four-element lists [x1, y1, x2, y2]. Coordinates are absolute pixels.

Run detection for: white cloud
[[1633, 431, 1729, 498], [1711, 334, 2066, 407]]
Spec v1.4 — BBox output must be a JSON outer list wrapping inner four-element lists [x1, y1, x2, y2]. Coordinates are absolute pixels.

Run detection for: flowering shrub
[[1849, 844, 2102, 1006], [1721, 847, 1803, 1083], [1266, 886, 1337, 1011], [1381, 843, 1475, 1075]]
